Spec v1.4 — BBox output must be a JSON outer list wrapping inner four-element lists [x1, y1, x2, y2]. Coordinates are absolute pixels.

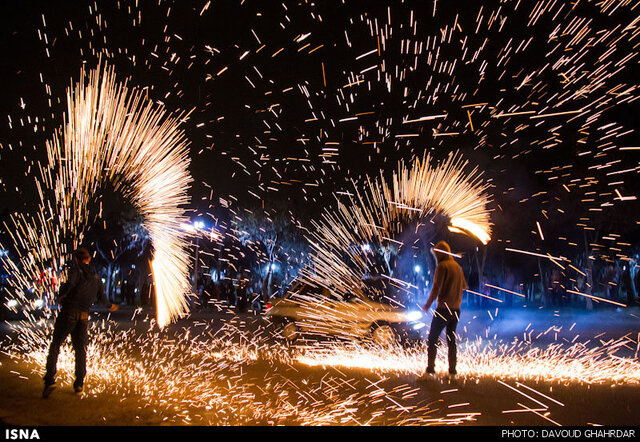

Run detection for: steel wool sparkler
[[301, 152, 492, 297], [1, 64, 193, 328]]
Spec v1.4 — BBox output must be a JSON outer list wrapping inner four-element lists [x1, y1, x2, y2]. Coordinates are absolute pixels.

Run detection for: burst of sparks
[[1, 0, 640, 427], [1, 64, 193, 328], [300, 152, 491, 298]]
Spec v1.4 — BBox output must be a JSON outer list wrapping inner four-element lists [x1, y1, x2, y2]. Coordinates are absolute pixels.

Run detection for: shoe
[[42, 383, 57, 399], [74, 385, 84, 394], [417, 370, 436, 381]]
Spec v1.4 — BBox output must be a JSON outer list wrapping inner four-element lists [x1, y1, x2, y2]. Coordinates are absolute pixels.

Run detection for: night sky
[[1, 0, 639, 261]]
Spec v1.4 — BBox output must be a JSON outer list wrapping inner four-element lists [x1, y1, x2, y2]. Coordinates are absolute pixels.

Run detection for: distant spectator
[[503, 267, 516, 307], [549, 268, 564, 307]]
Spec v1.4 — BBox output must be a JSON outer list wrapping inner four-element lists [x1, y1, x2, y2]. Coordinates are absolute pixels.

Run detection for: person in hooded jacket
[[419, 241, 467, 380], [42, 248, 118, 398]]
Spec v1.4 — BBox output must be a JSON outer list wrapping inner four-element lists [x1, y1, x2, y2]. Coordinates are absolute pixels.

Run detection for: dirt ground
[[1, 305, 640, 427]]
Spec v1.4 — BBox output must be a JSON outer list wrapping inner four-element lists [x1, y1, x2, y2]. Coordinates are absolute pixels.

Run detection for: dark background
[[0, 0, 639, 260]]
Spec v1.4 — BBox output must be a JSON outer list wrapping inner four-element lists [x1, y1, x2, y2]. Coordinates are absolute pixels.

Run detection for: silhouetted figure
[[43, 248, 118, 398], [225, 280, 235, 306], [123, 280, 135, 306], [467, 268, 479, 308], [623, 261, 637, 307], [201, 281, 210, 310], [236, 275, 248, 313], [503, 267, 516, 307], [419, 241, 467, 379], [549, 268, 564, 307]]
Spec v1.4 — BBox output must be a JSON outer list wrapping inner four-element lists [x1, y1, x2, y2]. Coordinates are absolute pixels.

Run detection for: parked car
[[264, 279, 426, 346], [2, 289, 49, 321]]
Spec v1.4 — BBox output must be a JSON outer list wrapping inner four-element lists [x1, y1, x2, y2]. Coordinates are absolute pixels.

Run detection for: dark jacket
[[58, 262, 110, 312], [424, 241, 467, 311]]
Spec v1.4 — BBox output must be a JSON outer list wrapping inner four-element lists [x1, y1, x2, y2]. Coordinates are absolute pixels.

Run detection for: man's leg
[[44, 313, 73, 386], [70, 314, 89, 389], [426, 312, 447, 373], [445, 311, 460, 375]]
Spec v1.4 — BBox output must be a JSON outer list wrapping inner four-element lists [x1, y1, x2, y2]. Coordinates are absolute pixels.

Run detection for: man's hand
[[109, 304, 119, 312]]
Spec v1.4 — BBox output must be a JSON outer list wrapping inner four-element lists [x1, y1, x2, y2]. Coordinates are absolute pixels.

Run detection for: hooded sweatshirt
[[58, 261, 110, 312], [424, 241, 467, 311]]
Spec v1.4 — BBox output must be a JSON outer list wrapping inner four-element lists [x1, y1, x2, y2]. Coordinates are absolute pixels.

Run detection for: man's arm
[[423, 266, 442, 311]]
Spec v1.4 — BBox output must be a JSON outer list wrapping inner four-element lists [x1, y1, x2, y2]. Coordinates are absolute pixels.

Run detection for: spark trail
[[301, 152, 491, 299], [1, 64, 193, 328]]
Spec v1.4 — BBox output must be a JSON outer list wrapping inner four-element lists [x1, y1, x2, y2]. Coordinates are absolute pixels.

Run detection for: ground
[[0, 303, 639, 426]]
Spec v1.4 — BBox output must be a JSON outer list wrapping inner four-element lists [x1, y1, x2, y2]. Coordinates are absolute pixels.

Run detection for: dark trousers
[[426, 308, 460, 375], [44, 310, 88, 387]]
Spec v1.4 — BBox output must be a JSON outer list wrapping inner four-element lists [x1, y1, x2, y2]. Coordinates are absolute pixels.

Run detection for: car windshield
[[284, 278, 404, 307], [361, 276, 405, 307], [286, 283, 333, 300]]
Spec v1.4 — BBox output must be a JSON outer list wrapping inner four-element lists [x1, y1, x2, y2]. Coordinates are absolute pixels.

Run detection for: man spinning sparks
[[42, 248, 118, 398], [419, 241, 467, 381]]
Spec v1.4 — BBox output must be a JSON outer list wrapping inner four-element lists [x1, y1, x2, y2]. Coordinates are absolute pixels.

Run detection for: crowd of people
[[197, 275, 272, 313], [189, 256, 640, 314]]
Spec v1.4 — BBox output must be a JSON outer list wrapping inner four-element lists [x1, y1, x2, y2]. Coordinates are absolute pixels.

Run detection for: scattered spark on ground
[[2, 306, 639, 425]]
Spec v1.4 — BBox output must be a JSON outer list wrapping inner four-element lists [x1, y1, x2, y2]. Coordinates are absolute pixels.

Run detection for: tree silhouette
[[84, 189, 149, 301], [234, 202, 307, 300]]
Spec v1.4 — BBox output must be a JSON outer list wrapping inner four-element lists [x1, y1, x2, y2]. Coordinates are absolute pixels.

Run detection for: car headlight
[[405, 310, 423, 322]]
